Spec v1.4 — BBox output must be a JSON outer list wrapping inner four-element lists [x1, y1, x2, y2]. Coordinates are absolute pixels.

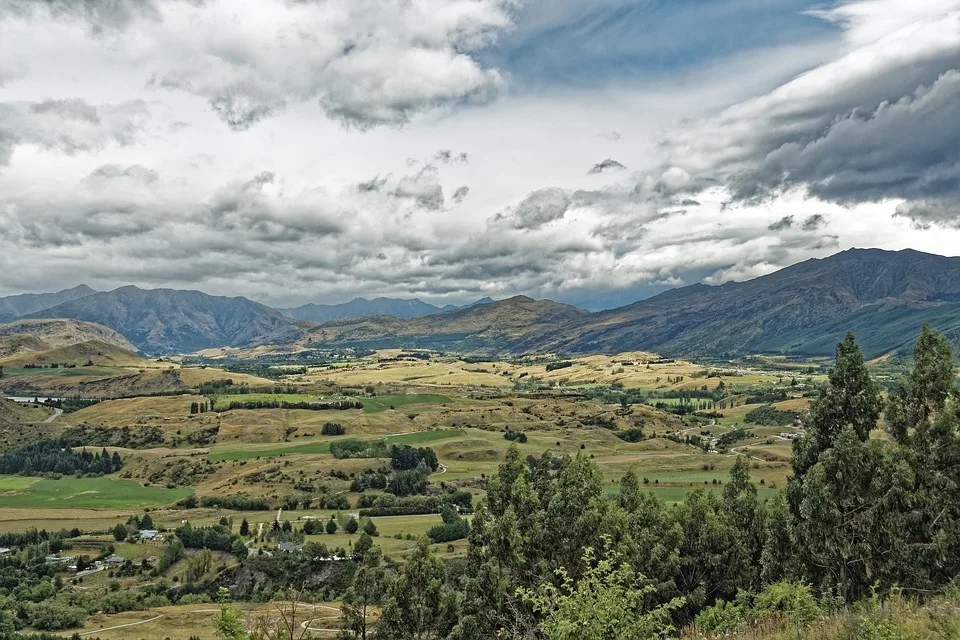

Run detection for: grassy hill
[[304, 295, 589, 352], [0, 318, 136, 356]]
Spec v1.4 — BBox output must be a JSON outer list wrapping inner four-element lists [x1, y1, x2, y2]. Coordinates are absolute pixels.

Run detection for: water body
[[4, 396, 65, 404]]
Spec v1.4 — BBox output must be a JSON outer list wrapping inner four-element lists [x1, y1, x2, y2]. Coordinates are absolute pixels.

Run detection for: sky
[[1, 0, 959, 310]]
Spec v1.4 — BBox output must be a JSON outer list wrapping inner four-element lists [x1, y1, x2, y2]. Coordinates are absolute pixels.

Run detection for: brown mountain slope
[[304, 296, 589, 352], [302, 249, 960, 358], [0, 340, 148, 368], [0, 319, 137, 357]]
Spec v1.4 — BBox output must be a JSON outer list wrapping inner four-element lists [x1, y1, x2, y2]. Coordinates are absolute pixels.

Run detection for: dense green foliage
[[744, 405, 799, 426], [0, 441, 121, 476]]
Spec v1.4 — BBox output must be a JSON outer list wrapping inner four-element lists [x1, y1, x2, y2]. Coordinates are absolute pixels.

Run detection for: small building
[[277, 542, 303, 553], [139, 529, 159, 541], [45, 555, 74, 565], [104, 555, 126, 566], [0, 547, 11, 556]]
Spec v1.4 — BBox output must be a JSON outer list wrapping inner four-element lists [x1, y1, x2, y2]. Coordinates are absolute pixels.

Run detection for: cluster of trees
[[223, 400, 362, 411], [744, 405, 799, 426], [389, 445, 439, 472], [357, 491, 472, 517], [197, 379, 236, 395], [426, 504, 470, 543], [60, 424, 164, 449], [0, 441, 122, 476], [545, 361, 574, 371], [321, 422, 346, 435], [330, 327, 960, 640], [189, 401, 211, 414], [174, 524, 247, 559], [330, 439, 389, 459]]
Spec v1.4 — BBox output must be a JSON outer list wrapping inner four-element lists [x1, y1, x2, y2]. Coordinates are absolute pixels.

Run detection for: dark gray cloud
[[801, 214, 826, 231], [511, 188, 570, 229], [452, 186, 470, 204], [209, 92, 277, 132], [893, 199, 960, 230], [768, 215, 794, 231], [588, 158, 626, 174], [656, 11, 960, 218]]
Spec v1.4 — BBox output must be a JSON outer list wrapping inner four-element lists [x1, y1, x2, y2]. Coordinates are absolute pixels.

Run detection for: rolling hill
[[304, 249, 960, 358], [0, 319, 137, 357], [303, 295, 590, 352], [23, 286, 303, 354], [0, 319, 145, 370], [0, 285, 97, 323]]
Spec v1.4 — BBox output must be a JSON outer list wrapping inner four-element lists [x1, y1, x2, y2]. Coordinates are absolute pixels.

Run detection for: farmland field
[[0, 475, 192, 509]]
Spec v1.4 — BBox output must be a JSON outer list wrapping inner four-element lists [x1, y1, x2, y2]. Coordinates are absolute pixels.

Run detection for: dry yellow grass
[[66, 395, 203, 425]]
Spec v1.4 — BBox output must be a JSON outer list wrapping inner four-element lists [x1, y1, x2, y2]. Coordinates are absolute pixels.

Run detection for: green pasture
[[0, 475, 192, 509], [361, 394, 453, 413], [211, 393, 323, 410]]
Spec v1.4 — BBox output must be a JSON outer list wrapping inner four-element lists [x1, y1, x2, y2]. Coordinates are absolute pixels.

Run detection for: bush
[[28, 601, 87, 631], [615, 428, 644, 443]]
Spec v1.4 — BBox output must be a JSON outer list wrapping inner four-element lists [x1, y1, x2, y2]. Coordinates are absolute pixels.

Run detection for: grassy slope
[[0, 475, 192, 509]]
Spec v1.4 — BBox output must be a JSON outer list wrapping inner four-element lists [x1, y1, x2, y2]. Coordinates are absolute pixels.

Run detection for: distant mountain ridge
[[280, 296, 494, 323], [303, 249, 960, 358], [5, 249, 960, 357], [303, 295, 589, 352], [24, 286, 302, 354], [0, 285, 97, 323], [520, 248, 960, 358]]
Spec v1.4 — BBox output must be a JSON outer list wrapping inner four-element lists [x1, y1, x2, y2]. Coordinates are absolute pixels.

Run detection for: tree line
[[0, 441, 122, 476]]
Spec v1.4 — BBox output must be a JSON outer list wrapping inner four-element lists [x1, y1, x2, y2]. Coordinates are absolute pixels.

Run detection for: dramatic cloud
[[657, 5, 960, 211], [13, 0, 517, 129], [0, 0, 959, 306]]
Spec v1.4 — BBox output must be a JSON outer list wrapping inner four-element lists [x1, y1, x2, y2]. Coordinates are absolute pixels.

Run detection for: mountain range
[[21, 287, 302, 354], [278, 296, 494, 323], [298, 249, 960, 358], [2, 249, 959, 357], [0, 285, 97, 324]]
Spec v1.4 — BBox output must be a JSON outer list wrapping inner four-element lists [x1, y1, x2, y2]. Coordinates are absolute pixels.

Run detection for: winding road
[[44, 407, 63, 423]]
